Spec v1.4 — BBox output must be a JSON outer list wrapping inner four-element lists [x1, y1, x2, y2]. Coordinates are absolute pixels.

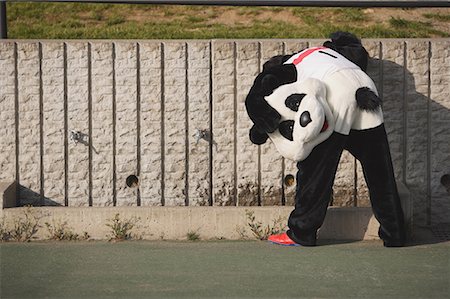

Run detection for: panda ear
[[263, 54, 294, 71]]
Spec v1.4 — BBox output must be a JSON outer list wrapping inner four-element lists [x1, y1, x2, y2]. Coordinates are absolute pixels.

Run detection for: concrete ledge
[[0, 181, 16, 209], [0, 206, 380, 241]]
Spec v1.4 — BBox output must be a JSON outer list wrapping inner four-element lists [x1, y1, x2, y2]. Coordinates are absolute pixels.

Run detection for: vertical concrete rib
[[212, 40, 236, 206], [281, 41, 287, 206], [66, 42, 90, 207], [187, 41, 211, 206], [428, 40, 450, 225], [233, 42, 238, 206], [139, 41, 163, 206], [136, 42, 141, 206], [160, 43, 165, 206], [0, 41, 17, 189], [208, 41, 213, 206], [426, 41, 432, 226], [87, 42, 93, 207], [404, 39, 430, 226], [91, 42, 114, 207], [14, 42, 19, 203], [379, 42, 384, 106], [235, 40, 260, 206], [112, 42, 117, 206], [41, 42, 65, 206], [257, 41, 262, 206], [382, 41, 405, 182], [163, 42, 187, 206], [402, 42, 408, 184], [63, 42, 68, 206], [38, 42, 44, 205], [114, 42, 138, 206], [184, 42, 189, 206], [17, 42, 41, 205]]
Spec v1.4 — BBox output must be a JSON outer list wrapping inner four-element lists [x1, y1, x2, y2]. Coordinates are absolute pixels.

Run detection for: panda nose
[[300, 111, 312, 127]]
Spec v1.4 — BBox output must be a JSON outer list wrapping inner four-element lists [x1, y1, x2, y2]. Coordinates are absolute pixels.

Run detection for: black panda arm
[[262, 54, 294, 71], [252, 64, 297, 96], [245, 64, 297, 134]]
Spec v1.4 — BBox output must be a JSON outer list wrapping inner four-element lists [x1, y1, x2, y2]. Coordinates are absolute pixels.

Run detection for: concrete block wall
[[0, 39, 449, 226]]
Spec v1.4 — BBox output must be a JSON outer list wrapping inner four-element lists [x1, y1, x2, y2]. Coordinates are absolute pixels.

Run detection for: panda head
[[265, 78, 335, 161]]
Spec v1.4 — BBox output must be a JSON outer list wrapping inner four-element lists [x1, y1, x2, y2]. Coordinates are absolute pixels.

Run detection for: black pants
[[287, 124, 406, 247]]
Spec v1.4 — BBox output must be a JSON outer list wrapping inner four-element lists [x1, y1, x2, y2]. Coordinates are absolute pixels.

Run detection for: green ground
[[7, 3, 450, 39], [1, 240, 449, 298]]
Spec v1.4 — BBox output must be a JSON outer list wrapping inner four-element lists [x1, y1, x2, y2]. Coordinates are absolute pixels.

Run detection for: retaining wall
[[0, 39, 449, 226]]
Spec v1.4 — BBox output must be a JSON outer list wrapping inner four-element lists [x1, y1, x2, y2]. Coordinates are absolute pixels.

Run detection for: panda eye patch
[[285, 94, 306, 112], [279, 120, 295, 141]]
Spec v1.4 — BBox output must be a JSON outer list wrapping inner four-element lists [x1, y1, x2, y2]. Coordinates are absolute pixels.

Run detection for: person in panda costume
[[246, 32, 406, 247]]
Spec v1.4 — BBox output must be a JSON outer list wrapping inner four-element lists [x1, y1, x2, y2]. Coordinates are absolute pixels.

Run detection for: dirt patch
[[362, 8, 450, 33], [97, 6, 450, 32], [207, 9, 305, 26]]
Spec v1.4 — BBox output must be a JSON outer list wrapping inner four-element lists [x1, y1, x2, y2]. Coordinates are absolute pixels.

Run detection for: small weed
[[106, 213, 140, 241], [9, 207, 41, 242], [245, 210, 286, 241], [186, 230, 201, 241], [45, 220, 89, 241], [0, 219, 11, 242], [235, 225, 249, 240]]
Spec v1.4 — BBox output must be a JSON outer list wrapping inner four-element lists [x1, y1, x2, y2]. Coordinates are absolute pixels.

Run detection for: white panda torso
[[264, 47, 384, 161], [285, 47, 384, 135], [285, 47, 360, 82]]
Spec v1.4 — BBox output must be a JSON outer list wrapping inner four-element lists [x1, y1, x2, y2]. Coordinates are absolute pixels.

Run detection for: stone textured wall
[[0, 39, 448, 226]]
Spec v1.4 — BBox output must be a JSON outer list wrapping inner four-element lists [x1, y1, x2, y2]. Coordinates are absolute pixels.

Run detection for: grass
[[6, 3, 450, 39]]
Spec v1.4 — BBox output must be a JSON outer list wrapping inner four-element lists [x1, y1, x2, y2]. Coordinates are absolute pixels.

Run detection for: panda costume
[[245, 32, 406, 247]]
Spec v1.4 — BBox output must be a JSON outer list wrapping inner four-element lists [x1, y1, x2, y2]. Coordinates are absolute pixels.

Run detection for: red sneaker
[[268, 232, 300, 246]]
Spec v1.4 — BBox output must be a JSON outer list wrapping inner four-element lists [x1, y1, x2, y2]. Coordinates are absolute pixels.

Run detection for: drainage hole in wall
[[284, 174, 295, 187], [126, 175, 139, 188]]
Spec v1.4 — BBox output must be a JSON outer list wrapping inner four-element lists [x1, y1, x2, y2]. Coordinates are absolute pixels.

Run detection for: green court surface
[[1, 240, 449, 299]]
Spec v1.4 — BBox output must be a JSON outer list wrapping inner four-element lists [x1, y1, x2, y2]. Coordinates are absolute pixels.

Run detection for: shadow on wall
[[366, 56, 450, 227], [17, 184, 63, 207]]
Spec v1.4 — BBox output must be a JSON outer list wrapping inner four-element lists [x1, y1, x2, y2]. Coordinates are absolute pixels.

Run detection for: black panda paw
[[356, 87, 382, 111], [249, 125, 269, 145]]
